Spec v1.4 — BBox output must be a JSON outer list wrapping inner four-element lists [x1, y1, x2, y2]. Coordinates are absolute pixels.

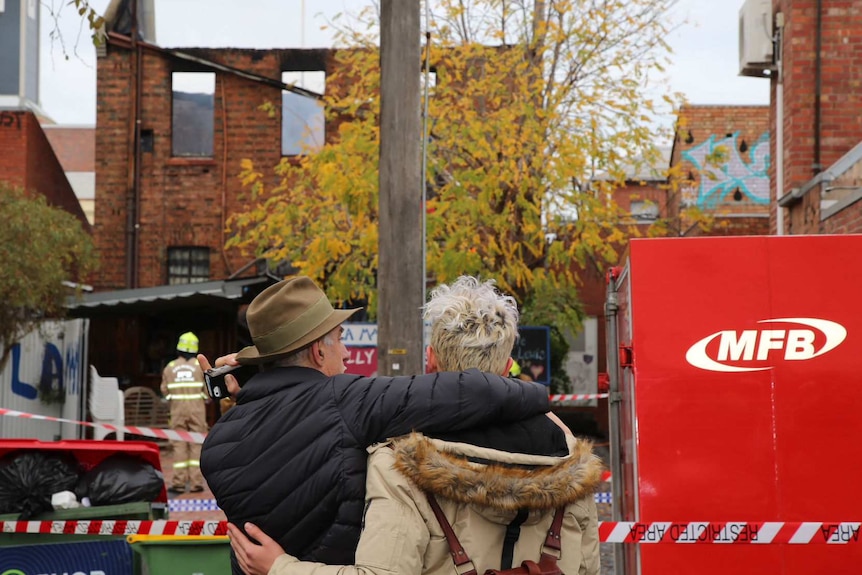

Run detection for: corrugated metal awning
[[66, 276, 274, 316]]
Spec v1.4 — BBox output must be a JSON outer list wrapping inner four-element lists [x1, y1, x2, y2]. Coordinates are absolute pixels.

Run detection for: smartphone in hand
[[204, 364, 240, 399]]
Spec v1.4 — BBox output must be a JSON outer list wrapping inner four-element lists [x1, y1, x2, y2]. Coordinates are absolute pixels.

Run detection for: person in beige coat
[[229, 276, 603, 575]]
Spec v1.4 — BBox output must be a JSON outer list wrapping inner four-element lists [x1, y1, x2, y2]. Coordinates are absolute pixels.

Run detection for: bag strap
[[427, 492, 566, 571], [541, 507, 565, 558], [501, 509, 529, 569], [426, 493, 478, 575]]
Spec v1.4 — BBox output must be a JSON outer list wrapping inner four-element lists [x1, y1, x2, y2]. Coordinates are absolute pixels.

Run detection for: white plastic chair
[[89, 365, 124, 441]]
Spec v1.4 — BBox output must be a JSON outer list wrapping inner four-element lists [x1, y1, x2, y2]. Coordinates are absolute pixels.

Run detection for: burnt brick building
[[95, 28, 331, 290], [78, 0, 339, 395]]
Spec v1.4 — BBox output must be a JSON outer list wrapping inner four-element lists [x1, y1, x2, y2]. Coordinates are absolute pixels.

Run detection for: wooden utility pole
[[377, 0, 424, 376]]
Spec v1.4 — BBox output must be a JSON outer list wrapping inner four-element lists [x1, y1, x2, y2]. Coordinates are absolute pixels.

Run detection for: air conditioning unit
[[739, 0, 774, 78]]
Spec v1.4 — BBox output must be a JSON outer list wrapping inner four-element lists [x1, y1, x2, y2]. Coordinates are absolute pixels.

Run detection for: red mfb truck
[[605, 235, 862, 574]]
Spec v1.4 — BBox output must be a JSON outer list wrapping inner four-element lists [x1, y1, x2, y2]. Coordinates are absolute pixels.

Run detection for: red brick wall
[[0, 110, 89, 229], [822, 196, 862, 233], [771, 0, 862, 234], [683, 216, 770, 237], [670, 105, 771, 236], [25, 114, 90, 228], [96, 45, 327, 289], [95, 47, 134, 290], [0, 110, 28, 189], [673, 105, 771, 216], [44, 127, 96, 172], [612, 182, 667, 215]]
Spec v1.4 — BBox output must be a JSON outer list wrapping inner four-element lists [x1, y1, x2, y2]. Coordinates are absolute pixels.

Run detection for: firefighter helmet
[[509, 359, 522, 378], [177, 332, 199, 354]]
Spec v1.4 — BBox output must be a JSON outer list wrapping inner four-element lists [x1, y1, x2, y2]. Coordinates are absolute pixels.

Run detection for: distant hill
[[172, 91, 214, 156]]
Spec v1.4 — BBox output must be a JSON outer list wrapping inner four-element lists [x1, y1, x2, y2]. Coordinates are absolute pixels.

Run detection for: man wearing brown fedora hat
[[200, 276, 553, 575]]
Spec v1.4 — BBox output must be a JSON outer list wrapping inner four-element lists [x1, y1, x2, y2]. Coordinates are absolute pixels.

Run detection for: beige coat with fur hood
[[268, 431, 603, 575]]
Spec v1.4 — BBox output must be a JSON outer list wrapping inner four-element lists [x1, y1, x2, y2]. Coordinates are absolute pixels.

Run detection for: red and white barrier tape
[[0, 519, 226, 537], [3, 520, 859, 543], [0, 408, 207, 444], [599, 522, 862, 544], [549, 393, 608, 402]]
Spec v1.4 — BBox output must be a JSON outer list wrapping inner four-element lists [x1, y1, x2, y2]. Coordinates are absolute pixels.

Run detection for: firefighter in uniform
[[161, 332, 208, 495]]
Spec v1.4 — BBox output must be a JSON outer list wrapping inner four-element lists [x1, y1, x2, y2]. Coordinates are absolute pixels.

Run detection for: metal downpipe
[[605, 270, 625, 574]]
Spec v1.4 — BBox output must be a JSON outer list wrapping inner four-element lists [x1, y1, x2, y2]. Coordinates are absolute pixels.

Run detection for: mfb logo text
[[685, 318, 847, 373]]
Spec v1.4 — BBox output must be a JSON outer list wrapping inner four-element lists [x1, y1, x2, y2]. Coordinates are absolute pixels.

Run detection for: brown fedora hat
[[236, 276, 360, 365]]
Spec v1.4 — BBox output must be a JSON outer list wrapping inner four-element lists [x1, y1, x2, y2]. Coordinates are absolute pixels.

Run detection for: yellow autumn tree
[[229, 0, 679, 327]]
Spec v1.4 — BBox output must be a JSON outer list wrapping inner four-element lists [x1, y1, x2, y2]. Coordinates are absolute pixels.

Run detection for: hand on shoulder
[[228, 521, 288, 575]]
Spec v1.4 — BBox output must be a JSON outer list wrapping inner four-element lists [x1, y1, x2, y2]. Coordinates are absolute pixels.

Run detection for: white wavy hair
[[422, 276, 519, 374]]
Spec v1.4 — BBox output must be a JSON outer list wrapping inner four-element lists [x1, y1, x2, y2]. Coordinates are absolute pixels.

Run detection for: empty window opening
[[282, 70, 325, 156], [172, 72, 215, 157]]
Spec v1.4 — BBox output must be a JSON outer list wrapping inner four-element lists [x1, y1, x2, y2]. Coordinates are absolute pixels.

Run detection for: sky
[[37, 0, 770, 127]]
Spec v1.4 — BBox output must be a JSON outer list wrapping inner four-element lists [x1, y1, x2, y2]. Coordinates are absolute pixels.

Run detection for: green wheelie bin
[[128, 534, 231, 575]]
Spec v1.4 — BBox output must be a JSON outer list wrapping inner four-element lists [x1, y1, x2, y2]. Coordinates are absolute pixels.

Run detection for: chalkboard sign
[[512, 326, 551, 385]]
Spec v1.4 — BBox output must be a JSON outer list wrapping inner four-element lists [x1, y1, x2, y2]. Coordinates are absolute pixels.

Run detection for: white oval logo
[[685, 318, 847, 372]]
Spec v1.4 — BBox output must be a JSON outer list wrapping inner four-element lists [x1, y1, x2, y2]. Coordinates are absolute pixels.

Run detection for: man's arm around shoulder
[[335, 369, 550, 446]]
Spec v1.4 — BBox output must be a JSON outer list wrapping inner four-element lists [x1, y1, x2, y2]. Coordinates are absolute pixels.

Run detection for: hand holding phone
[[205, 364, 241, 400]]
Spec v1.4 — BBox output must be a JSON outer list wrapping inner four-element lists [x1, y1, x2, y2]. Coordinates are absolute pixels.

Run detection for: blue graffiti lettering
[[10, 344, 37, 400], [65, 346, 81, 395], [682, 131, 770, 209], [39, 343, 64, 397]]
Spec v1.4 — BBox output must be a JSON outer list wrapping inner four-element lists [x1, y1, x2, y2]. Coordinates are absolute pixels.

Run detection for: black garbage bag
[[0, 451, 80, 519], [76, 453, 164, 506]]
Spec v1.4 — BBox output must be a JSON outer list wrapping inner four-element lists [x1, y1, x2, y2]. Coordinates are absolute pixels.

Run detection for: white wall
[[565, 316, 598, 401], [0, 319, 89, 440]]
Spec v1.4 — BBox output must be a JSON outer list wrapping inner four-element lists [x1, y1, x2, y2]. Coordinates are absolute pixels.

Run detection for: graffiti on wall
[[681, 131, 770, 209], [1, 319, 88, 440], [0, 111, 24, 129]]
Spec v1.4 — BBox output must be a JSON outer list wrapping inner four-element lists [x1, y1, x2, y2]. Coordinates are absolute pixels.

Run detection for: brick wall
[[96, 44, 332, 290], [95, 47, 134, 290], [673, 104, 771, 220], [43, 127, 95, 172], [822, 196, 862, 232], [0, 109, 89, 228], [25, 114, 91, 227], [772, 0, 862, 234], [612, 182, 667, 216], [0, 110, 28, 189]]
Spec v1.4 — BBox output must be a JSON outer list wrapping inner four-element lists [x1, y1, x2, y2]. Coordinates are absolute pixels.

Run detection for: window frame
[[630, 200, 660, 222], [166, 246, 211, 285], [170, 70, 217, 158]]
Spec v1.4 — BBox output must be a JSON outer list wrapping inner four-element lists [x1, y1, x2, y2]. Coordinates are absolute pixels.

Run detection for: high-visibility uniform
[[160, 356, 207, 490]]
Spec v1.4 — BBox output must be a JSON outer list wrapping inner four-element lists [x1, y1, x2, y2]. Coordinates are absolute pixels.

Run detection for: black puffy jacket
[[200, 366, 549, 570], [432, 413, 569, 457]]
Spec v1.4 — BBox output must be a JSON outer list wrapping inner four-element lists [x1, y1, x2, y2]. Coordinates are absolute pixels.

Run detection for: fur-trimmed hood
[[391, 432, 603, 511]]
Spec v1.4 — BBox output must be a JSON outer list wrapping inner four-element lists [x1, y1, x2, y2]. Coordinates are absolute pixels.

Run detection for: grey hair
[[422, 276, 519, 374], [272, 330, 339, 368]]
